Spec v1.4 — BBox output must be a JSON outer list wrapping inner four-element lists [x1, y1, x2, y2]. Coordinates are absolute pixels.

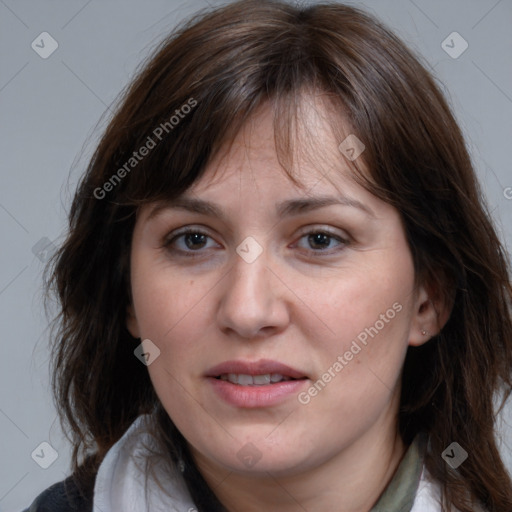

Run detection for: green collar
[[370, 434, 426, 512]]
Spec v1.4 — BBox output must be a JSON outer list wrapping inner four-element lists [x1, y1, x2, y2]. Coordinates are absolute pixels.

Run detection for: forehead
[[189, 93, 365, 196], [137, 91, 385, 226]]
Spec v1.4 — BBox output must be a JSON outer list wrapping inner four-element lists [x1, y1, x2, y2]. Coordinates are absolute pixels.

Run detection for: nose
[[217, 249, 290, 340]]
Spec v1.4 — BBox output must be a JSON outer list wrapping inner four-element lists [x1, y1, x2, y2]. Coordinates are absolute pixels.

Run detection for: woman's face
[[127, 97, 431, 478]]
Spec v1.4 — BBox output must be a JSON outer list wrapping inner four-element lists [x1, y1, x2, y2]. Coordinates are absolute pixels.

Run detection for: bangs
[[89, 4, 375, 212], [119, 89, 365, 211]]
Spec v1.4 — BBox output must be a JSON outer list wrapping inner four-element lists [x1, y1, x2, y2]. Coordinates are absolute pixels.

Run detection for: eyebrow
[[147, 194, 375, 221]]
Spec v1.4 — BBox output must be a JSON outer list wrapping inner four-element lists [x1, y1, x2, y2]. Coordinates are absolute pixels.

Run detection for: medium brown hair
[[46, 1, 512, 510]]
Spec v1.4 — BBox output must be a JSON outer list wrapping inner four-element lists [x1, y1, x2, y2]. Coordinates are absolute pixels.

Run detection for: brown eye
[[307, 233, 332, 250], [181, 232, 208, 250], [164, 228, 220, 257], [296, 230, 348, 253]]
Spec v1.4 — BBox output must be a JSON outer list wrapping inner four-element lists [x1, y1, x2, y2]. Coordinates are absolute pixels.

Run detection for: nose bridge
[[228, 246, 271, 310], [217, 243, 285, 338], [230, 234, 269, 295]]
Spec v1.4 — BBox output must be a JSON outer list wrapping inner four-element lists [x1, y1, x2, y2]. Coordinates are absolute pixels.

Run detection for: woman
[[25, 0, 512, 510]]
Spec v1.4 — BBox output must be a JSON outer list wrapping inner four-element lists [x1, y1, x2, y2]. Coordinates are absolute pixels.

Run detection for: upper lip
[[206, 359, 307, 379]]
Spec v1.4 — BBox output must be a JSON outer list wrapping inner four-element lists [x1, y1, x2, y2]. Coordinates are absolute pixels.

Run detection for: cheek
[[300, 251, 415, 393], [132, 273, 214, 425], [299, 261, 412, 346], [129, 256, 214, 392], [131, 257, 215, 339]]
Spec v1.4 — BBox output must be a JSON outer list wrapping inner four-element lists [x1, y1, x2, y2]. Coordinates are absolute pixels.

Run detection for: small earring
[[421, 329, 431, 336], [178, 459, 185, 473]]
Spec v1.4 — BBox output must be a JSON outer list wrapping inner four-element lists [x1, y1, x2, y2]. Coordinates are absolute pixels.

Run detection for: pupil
[[185, 233, 206, 249], [309, 233, 329, 249]]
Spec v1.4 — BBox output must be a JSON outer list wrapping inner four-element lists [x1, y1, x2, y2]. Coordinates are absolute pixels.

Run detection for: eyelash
[[162, 227, 349, 258]]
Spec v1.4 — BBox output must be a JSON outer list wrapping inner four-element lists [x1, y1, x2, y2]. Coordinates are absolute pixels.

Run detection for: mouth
[[206, 359, 309, 408], [214, 373, 305, 386], [206, 359, 308, 382]]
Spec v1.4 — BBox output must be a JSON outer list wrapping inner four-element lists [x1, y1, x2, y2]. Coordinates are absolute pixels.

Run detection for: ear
[[126, 303, 141, 339], [408, 280, 453, 347]]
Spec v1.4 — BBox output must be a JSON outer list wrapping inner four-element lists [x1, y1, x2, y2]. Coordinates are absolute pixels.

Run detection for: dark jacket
[[22, 474, 93, 512]]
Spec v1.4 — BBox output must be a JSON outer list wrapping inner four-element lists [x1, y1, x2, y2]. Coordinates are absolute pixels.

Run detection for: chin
[[206, 438, 318, 477]]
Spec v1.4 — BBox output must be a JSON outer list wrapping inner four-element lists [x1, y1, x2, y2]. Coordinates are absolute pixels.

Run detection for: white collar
[[410, 465, 443, 511], [93, 414, 196, 511]]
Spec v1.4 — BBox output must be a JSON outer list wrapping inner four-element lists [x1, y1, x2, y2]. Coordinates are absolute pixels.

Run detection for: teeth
[[237, 374, 253, 386], [220, 373, 293, 385], [253, 374, 271, 385]]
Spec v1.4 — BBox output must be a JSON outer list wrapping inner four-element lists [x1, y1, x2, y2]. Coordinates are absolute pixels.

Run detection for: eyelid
[[295, 224, 348, 238], [294, 224, 350, 242]]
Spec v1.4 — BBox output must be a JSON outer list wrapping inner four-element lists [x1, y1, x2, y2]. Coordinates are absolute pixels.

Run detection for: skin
[[127, 94, 447, 511]]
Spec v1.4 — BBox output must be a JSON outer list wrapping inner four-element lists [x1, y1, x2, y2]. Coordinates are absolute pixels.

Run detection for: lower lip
[[208, 377, 308, 408]]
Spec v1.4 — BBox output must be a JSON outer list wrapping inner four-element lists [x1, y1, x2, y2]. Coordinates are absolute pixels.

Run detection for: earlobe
[[126, 304, 141, 338], [408, 283, 452, 347]]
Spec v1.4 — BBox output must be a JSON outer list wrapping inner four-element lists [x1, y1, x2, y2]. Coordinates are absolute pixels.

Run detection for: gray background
[[1, 0, 511, 510]]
